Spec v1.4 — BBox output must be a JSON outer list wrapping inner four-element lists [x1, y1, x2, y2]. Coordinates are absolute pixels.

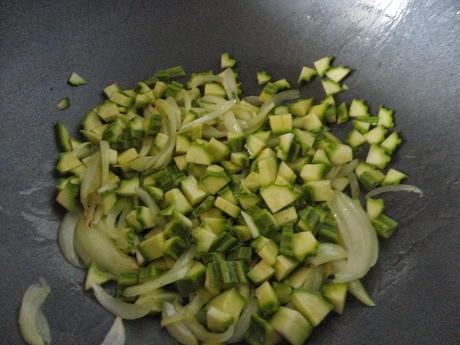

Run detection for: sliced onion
[[19, 278, 51, 345], [99, 140, 110, 185], [188, 75, 222, 89], [200, 95, 228, 105], [80, 153, 101, 220], [365, 184, 424, 198], [135, 187, 160, 215], [188, 316, 235, 343], [300, 266, 324, 291], [326, 165, 342, 180], [179, 100, 236, 132], [223, 111, 242, 134], [228, 295, 257, 343], [93, 285, 150, 320], [161, 290, 212, 326], [73, 141, 95, 159], [101, 317, 125, 345], [241, 211, 260, 238], [308, 243, 348, 266], [220, 68, 239, 100], [139, 137, 154, 157], [162, 303, 198, 345], [347, 172, 360, 199], [58, 210, 83, 268], [271, 89, 301, 105], [348, 279, 376, 307], [151, 98, 180, 169], [97, 183, 118, 194], [337, 159, 359, 178], [202, 125, 227, 138], [74, 217, 138, 276], [328, 191, 379, 282], [123, 248, 196, 297]]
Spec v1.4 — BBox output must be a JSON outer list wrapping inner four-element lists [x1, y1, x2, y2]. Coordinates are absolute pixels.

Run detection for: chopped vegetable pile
[[21, 53, 422, 345]]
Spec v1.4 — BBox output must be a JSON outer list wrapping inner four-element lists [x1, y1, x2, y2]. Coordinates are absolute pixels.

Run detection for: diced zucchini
[[56, 180, 79, 211], [180, 175, 208, 205], [56, 152, 82, 174], [380, 131, 402, 154], [293, 232, 318, 261], [277, 162, 297, 184], [201, 169, 230, 194], [215, 196, 241, 218], [337, 102, 349, 124], [372, 213, 398, 239], [246, 135, 266, 157], [298, 66, 318, 83], [355, 162, 385, 190], [204, 83, 226, 97], [207, 306, 234, 332], [349, 99, 369, 117], [68, 72, 86, 86], [221, 52, 237, 68], [325, 143, 353, 165], [325, 65, 351, 82], [57, 97, 70, 110], [117, 177, 139, 196], [346, 129, 366, 148], [174, 155, 188, 171], [353, 120, 371, 134], [364, 126, 387, 144], [259, 82, 279, 102], [382, 168, 407, 185], [270, 307, 312, 345], [247, 260, 275, 285], [321, 79, 342, 96], [378, 106, 394, 128], [276, 133, 294, 161], [279, 226, 294, 257], [366, 198, 384, 219], [289, 98, 314, 117], [313, 56, 333, 77], [273, 255, 298, 281], [257, 241, 279, 266], [257, 71, 272, 85], [207, 288, 246, 320], [138, 231, 165, 261], [293, 128, 316, 150], [273, 206, 298, 225], [322, 282, 347, 314], [207, 138, 229, 160], [366, 144, 391, 169], [273, 79, 291, 90], [117, 148, 139, 166], [246, 314, 281, 345], [291, 289, 332, 326], [303, 180, 333, 201], [165, 188, 192, 214], [186, 143, 214, 165], [300, 164, 326, 182], [260, 184, 298, 213], [311, 149, 331, 165], [256, 282, 280, 317], [258, 157, 278, 186]]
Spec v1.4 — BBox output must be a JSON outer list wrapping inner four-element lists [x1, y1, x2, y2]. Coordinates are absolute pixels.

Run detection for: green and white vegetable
[[48, 54, 422, 345]]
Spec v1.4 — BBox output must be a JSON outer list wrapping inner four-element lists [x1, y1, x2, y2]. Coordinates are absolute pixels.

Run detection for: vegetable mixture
[[20, 53, 422, 345]]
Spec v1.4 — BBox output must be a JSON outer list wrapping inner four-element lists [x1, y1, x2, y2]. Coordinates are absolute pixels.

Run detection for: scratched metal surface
[[0, 0, 459, 344]]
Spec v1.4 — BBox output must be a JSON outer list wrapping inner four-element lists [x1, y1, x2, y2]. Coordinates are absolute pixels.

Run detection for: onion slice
[[365, 184, 424, 198], [179, 100, 236, 132], [328, 191, 379, 282], [101, 317, 125, 345], [123, 248, 195, 297], [58, 210, 83, 268], [161, 290, 212, 326], [308, 243, 348, 266], [162, 303, 198, 345], [19, 278, 51, 345], [188, 316, 235, 343], [348, 279, 376, 307], [93, 284, 150, 320], [228, 295, 257, 343]]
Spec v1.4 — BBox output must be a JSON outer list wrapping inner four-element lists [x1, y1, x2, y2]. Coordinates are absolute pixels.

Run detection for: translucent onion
[[151, 98, 180, 169], [202, 125, 227, 139], [188, 316, 235, 343], [80, 153, 101, 220], [300, 266, 324, 291], [241, 211, 260, 238], [123, 248, 195, 297], [161, 290, 212, 326], [223, 111, 242, 134], [101, 317, 125, 345], [139, 137, 154, 157], [347, 172, 360, 199], [337, 159, 359, 178], [308, 243, 348, 266], [179, 100, 236, 132], [228, 295, 257, 343], [220, 68, 239, 100], [135, 187, 160, 215], [99, 140, 110, 185], [242, 96, 263, 106], [19, 278, 51, 345], [328, 191, 379, 282], [365, 184, 424, 198], [58, 210, 83, 268], [74, 217, 138, 276], [162, 303, 198, 345], [93, 285, 150, 320], [348, 279, 376, 307]]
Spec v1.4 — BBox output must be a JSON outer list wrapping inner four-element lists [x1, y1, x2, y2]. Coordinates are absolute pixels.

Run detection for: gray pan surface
[[1, 0, 459, 344]]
